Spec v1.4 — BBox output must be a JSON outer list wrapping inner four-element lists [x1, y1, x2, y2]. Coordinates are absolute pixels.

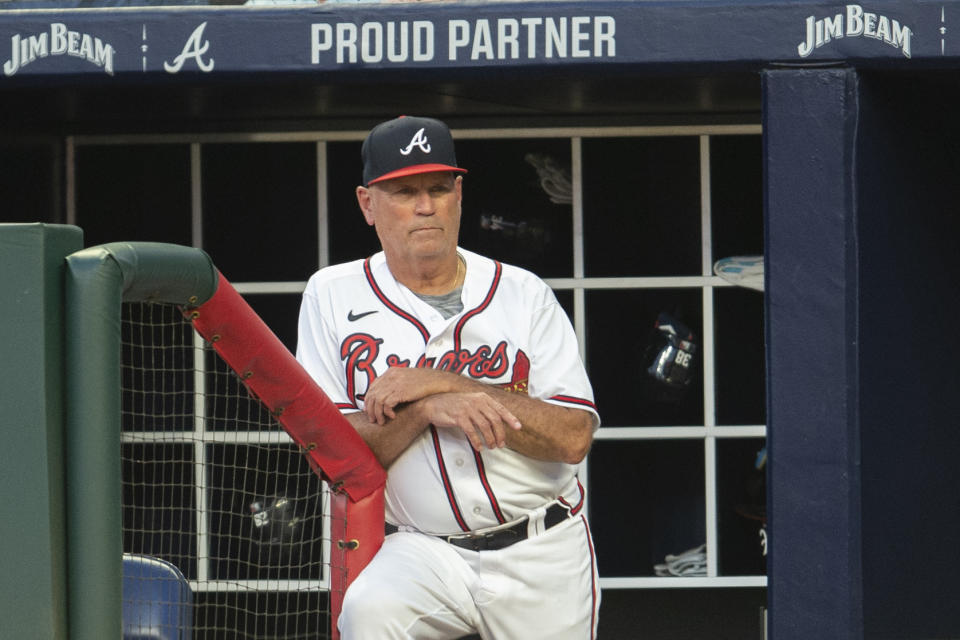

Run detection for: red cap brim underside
[[367, 163, 467, 185]]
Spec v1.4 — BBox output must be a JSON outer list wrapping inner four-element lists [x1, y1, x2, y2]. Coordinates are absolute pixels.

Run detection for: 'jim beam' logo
[[798, 4, 913, 58], [4, 23, 115, 76]]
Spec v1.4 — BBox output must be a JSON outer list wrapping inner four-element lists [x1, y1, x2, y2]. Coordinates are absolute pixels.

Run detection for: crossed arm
[[346, 367, 595, 469]]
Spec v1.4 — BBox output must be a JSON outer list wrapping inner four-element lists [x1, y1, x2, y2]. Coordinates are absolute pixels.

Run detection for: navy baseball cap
[[361, 115, 467, 186]]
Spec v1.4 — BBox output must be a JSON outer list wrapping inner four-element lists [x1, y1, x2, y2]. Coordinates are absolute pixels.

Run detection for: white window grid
[[67, 123, 766, 590]]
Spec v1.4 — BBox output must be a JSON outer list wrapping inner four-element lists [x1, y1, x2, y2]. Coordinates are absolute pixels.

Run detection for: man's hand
[[363, 366, 474, 424], [356, 365, 592, 467], [361, 366, 521, 453], [362, 367, 435, 424], [420, 391, 522, 451]]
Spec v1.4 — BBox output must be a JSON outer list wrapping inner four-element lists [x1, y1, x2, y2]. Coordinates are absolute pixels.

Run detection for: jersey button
[[455, 458, 464, 467], [472, 506, 482, 515]]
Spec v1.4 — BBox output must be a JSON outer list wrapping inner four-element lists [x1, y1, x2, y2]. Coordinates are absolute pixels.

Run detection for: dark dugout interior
[[856, 70, 960, 639]]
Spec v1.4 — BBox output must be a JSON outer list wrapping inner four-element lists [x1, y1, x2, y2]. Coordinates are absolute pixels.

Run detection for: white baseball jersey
[[297, 247, 600, 535]]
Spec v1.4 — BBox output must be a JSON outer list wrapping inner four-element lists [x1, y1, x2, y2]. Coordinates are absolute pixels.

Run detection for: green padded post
[[0, 223, 83, 640], [64, 241, 217, 640], [64, 246, 126, 640]]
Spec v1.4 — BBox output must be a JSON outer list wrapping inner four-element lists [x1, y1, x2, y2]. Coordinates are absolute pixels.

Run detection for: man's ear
[[356, 186, 375, 226]]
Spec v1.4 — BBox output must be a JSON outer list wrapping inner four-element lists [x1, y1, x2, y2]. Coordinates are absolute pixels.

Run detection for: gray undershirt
[[414, 287, 464, 320]]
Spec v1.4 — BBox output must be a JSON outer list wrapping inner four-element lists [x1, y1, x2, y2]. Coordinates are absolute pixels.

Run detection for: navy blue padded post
[[122, 554, 193, 640], [763, 67, 863, 640]]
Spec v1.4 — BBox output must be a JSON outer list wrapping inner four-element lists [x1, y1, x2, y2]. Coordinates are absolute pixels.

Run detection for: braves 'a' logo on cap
[[400, 128, 431, 156]]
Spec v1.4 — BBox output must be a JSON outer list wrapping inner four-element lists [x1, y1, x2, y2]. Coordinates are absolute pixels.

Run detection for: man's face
[[357, 172, 463, 264]]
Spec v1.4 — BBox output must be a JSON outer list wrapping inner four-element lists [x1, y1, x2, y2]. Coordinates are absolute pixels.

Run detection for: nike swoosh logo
[[347, 309, 378, 322]]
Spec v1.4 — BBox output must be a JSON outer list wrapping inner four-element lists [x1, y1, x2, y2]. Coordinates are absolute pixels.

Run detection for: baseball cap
[[361, 115, 467, 186]]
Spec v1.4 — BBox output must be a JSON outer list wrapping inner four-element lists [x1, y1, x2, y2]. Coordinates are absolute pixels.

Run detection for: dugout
[[1, 1, 959, 639]]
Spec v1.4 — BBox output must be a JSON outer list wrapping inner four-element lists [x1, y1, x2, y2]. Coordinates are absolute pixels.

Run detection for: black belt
[[385, 502, 571, 552]]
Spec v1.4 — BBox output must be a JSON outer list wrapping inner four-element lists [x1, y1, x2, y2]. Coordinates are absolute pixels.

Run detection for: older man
[[297, 115, 601, 639]]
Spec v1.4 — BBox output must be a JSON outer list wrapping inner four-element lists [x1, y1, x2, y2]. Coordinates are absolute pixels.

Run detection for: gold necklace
[[451, 254, 464, 289]]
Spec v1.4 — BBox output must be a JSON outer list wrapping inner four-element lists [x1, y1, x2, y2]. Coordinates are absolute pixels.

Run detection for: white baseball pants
[[338, 515, 601, 639]]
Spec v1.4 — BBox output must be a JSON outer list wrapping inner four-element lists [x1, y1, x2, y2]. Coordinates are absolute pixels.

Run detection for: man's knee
[[338, 573, 407, 636]]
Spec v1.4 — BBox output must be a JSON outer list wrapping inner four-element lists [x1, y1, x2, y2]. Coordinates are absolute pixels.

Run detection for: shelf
[[601, 576, 767, 589], [595, 426, 766, 439]]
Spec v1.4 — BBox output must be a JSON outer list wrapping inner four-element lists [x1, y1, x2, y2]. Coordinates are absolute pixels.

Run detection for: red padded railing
[[187, 271, 385, 640]]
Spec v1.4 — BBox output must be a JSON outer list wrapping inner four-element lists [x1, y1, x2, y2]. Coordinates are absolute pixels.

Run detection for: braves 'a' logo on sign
[[400, 128, 431, 156], [164, 22, 215, 73]]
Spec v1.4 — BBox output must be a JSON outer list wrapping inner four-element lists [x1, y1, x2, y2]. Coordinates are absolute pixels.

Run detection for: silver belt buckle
[[445, 516, 529, 547], [448, 517, 514, 540], [445, 531, 476, 544]]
